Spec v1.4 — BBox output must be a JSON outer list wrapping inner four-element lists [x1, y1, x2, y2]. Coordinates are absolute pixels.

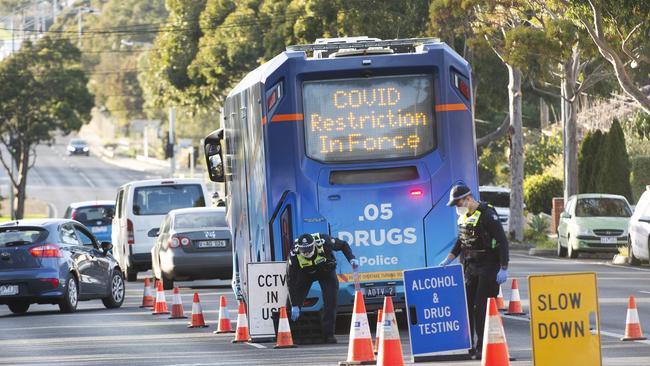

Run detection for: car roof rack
[[287, 37, 440, 58]]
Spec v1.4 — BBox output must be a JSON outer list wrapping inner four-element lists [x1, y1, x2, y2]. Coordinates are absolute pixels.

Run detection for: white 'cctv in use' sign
[[247, 262, 289, 339]]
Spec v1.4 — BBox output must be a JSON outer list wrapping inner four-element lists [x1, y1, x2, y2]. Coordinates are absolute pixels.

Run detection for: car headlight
[[576, 227, 592, 236], [82, 147, 89, 151]]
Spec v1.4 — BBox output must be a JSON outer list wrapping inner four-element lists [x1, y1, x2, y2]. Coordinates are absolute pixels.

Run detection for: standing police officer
[[286, 233, 359, 344], [439, 184, 509, 359]]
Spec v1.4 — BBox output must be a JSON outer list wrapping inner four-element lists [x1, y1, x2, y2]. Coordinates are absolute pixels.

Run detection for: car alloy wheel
[[59, 275, 78, 313], [112, 274, 124, 303]]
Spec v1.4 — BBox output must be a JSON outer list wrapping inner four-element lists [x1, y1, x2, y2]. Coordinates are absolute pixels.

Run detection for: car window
[[74, 205, 114, 226], [174, 212, 226, 229], [74, 225, 97, 247], [0, 228, 48, 247], [132, 184, 205, 216], [479, 191, 510, 208], [60, 224, 82, 246], [63, 207, 72, 219], [575, 198, 632, 217]]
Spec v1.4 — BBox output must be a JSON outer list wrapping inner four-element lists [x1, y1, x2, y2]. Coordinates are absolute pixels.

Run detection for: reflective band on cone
[[374, 309, 383, 354], [340, 290, 375, 365], [481, 297, 510, 366], [496, 285, 506, 311], [376, 296, 404, 366], [505, 279, 525, 315], [152, 281, 170, 315], [140, 278, 154, 308], [169, 287, 187, 319], [274, 306, 296, 349], [232, 301, 251, 343], [214, 295, 234, 334], [622, 296, 646, 341], [188, 292, 208, 328]]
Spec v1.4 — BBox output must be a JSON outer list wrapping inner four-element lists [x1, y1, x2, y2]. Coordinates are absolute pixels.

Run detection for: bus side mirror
[[204, 129, 224, 183]]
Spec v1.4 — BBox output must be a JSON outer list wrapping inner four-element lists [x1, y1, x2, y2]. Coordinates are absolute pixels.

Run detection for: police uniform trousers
[[464, 261, 499, 351], [291, 269, 339, 338]]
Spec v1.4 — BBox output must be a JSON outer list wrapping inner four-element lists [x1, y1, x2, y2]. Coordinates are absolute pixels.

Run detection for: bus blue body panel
[[224, 41, 477, 312]]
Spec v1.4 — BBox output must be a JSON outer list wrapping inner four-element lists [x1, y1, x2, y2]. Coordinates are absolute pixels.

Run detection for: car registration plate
[[197, 240, 226, 248], [0, 285, 18, 296], [91, 226, 108, 233], [364, 286, 396, 298], [600, 237, 617, 244]]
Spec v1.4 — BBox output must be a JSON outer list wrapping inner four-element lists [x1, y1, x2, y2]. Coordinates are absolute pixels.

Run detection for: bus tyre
[[125, 266, 137, 282]]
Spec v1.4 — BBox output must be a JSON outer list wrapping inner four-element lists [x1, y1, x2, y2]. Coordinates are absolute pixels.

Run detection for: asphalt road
[[0, 136, 163, 217], [2, 252, 649, 366]]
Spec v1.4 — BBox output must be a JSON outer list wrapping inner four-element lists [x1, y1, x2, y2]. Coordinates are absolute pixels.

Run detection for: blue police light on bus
[[204, 37, 478, 317]]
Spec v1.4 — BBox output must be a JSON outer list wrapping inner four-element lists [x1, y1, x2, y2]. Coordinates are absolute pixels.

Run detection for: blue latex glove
[[291, 306, 300, 321], [496, 269, 508, 284], [439, 257, 453, 267], [350, 258, 360, 271]]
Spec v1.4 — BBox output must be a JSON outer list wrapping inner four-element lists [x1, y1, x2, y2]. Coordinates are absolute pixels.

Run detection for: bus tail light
[[409, 188, 423, 197], [29, 244, 62, 258], [127, 219, 134, 245], [453, 72, 471, 100]]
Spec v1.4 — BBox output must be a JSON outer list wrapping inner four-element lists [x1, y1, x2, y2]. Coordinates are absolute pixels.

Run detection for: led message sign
[[303, 75, 435, 162]]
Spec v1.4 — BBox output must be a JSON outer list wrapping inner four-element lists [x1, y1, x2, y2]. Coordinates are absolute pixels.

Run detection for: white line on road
[[245, 342, 267, 349], [78, 171, 96, 188], [502, 314, 650, 345]]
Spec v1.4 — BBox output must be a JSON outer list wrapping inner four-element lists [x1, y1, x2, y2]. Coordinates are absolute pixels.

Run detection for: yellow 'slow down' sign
[[528, 272, 601, 366]]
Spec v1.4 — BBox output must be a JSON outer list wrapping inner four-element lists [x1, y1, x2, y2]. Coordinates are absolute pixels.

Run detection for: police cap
[[446, 184, 472, 206]]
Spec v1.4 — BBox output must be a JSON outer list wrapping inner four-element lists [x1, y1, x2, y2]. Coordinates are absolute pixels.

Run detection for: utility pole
[[169, 107, 176, 177]]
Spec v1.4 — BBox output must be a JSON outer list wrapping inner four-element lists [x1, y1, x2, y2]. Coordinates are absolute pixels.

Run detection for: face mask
[[456, 206, 469, 216]]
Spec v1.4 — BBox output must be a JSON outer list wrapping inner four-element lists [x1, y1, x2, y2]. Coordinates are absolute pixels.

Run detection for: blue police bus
[[204, 37, 478, 315]]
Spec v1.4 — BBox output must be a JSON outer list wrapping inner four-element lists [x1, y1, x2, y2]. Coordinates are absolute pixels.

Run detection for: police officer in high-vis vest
[[439, 184, 509, 360], [287, 233, 358, 344]]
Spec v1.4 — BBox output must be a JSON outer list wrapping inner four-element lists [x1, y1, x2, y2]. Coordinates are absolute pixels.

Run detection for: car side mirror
[[147, 228, 160, 238], [640, 217, 650, 224], [100, 242, 113, 254], [204, 129, 224, 183], [560, 212, 570, 219]]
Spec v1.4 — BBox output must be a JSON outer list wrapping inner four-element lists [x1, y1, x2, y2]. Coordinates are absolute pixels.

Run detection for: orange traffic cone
[[152, 281, 170, 315], [481, 297, 510, 365], [340, 290, 375, 365], [376, 296, 404, 366], [188, 292, 208, 328], [169, 287, 187, 319], [151, 280, 159, 309], [232, 301, 251, 343], [214, 295, 235, 334], [622, 296, 646, 341], [374, 309, 383, 354], [140, 278, 154, 308], [274, 306, 296, 349], [496, 285, 506, 311], [505, 279, 525, 315]]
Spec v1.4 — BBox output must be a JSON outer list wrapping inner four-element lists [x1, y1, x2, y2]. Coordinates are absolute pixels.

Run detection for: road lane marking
[[78, 171, 96, 188], [245, 342, 267, 349]]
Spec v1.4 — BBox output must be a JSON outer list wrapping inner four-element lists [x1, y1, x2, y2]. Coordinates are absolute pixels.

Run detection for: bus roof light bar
[[286, 37, 440, 54]]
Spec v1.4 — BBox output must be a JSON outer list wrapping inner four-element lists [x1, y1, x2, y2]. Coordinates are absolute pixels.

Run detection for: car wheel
[[629, 237, 641, 266], [102, 270, 125, 308], [59, 275, 78, 313], [8, 301, 30, 314], [125, 265, 137, 282], [567, 236, 579, 259], [161, 271, 174, 291], [557, 236, 567, 257]]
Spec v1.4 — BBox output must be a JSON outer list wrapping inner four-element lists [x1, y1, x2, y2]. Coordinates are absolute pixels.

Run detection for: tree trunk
[[14, 146, 29, 220], [507, 64, 524, 242], [561, 50, 580, 201]]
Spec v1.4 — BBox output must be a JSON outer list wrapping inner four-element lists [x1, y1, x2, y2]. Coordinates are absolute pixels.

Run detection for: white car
[[111, 178, 209, 281], [479, 186, 510, 233], [628, 186, 650, 265]]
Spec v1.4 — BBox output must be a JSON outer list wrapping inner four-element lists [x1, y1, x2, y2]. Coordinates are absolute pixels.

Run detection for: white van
[[111, 178, 209, 281], [479, 185, 511, 234]]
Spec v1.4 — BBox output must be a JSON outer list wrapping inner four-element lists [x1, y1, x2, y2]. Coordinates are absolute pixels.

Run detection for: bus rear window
[[133, 184, 205, 216], [303, 75, 435, 162]]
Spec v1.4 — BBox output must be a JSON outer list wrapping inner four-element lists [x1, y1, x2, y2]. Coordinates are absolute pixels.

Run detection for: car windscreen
[[174, 212, 226, 229], [0, 227, 48, 247], [575, 198, 632, 217], [70, 139, 86, 146], [303, 74, 435, 162], [480, 191, 510, 208], [133, 184, 205, 216], [74, 205, 114, 226]]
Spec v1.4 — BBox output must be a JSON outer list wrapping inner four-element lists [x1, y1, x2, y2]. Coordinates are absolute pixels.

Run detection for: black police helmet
[[446, 184, 472, 206]]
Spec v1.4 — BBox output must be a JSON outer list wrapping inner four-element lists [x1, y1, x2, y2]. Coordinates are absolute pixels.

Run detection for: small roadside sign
[[403, 264, 471, 361], [247, 262, 289, 340], [529, 272, 601, 366]]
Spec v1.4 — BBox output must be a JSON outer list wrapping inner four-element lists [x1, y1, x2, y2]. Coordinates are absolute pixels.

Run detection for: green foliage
[[578, 129, 605, 193], [524, 131, 562, 177], [630, 156, 650, 203], [524, 214, 550, 243], [477, 139, 510, 185], [524, 174, 563, 215], [598, 119, 632, 200]]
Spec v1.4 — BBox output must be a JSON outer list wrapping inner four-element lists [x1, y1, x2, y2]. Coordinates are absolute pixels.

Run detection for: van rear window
[[133, 184, 205, 216]]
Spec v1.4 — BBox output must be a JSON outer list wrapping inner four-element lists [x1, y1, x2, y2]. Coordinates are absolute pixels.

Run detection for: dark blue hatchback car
[[0, 219, 124, 314]]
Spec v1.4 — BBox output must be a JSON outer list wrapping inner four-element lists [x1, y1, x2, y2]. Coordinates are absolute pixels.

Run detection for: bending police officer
[[286, 233, 358, 344], [439, 184, 509, 359]]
